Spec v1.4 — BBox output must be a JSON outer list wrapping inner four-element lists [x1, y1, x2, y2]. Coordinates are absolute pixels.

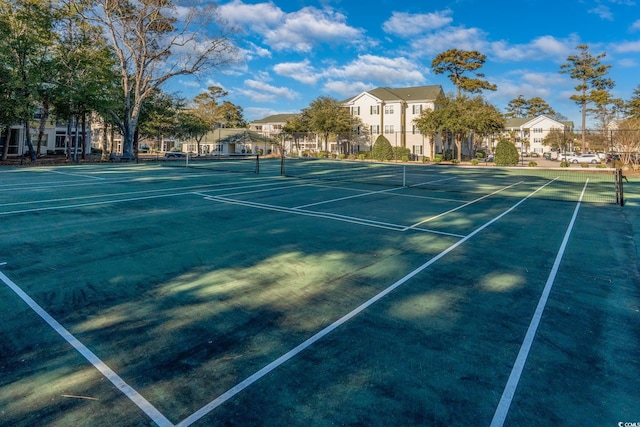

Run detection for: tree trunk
[[37, 99, 50, 156], [1, 126, 9, 161], [81, 112, 87, 160], [23, 119, 37, 162], [101, 124, 110, 161]]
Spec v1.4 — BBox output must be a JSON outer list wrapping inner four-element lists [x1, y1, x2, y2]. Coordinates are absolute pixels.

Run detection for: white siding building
[[505, 115, 574, 155], [343, 85, 445, 159]]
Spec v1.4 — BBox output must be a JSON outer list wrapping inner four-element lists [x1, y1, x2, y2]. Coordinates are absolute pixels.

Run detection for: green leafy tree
[[175, 111, 211, 155], [494, 139, 519, 166], [371, 135, 393, 161], [627, 85, 640, 119], [302, 96, 353, 152], [0, 0, 55, 161], [560, 44, 613, 148], [505, 95, 557, 118], [282, 114, 308, 154], [542, 129, 573, 151], [414, 94, 504, 162], [431, 49, 497, 98], [81, 0, 238, 158]]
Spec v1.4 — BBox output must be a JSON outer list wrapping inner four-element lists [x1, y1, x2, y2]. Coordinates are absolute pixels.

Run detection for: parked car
[[530, 152, 540, 157], [568, 153, 601, 164], [164, 150, 186, 158], [557, 152, 575, 162]]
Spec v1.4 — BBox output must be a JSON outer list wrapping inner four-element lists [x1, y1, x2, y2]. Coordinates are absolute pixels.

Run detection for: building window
[[412, 145, 423, 155], [412, 105, 423, 114], [370, 105, 379, 115], [384, 104, 394, 114], [384, 125, 394, 134], [371, 125, 380, 134], [351, 106, 360, 115]]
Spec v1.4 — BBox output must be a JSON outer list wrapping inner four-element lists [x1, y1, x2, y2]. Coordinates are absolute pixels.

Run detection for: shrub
[[348, 154, 357, 160], [393, 146, 411, 161], [560, 161, 570, 167], [433, 154, 444, 163], [528, 161, 537, 167], [422, 157, 431, 163], [596, 163, 606, 168], [451, 159, 459, 164], [494, 140, 520, 166], [338, 153, 346, 159], [371, 135, 394, 161], [471, 158, 479, 165], [258, 149, 264, 156], [581, 162, 589, 168]]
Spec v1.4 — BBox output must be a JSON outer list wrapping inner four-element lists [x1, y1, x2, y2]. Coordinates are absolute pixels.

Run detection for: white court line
[[404, 181, 526, 230], [176, 179, 555, 427], [489, 181, 588, 427], [293, 186, 403, 209], [0, 271, 173, 427], [199, 194, 465, 238], [0, 180, 286, 209], [49, 170, 107, 180]]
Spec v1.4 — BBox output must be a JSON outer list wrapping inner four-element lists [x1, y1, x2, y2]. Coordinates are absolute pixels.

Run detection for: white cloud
[[322, 80, 374, 98], [273, 60, 320, 85], [612, 40, 640, 52], [218, 0, 285, 34], [264, 7, 364, 52], [237, 79, 298, 103], [617, 58, 638, 67], [326, 55, 426, 86], [631, 19, 640, 31], [491, 35, 576, 62], [218, 1, 365, 53], [410, 26, 489, 56], [588, 5, 614, 20], [382, 10, 453, 37]]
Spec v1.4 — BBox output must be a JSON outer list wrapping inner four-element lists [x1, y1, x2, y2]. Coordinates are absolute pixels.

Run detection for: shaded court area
[[0, 160, 638, 426]]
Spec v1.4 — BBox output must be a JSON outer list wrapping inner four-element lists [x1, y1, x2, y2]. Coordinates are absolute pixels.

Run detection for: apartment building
[[1, 112, 92, 158], [343, 85, 445, 159], [504, 115, 574, 155]]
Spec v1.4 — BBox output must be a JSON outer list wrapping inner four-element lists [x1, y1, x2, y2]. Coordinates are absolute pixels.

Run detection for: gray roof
[[505, 115, 574, 129], [252, 113, 298, 124], [345, 85, 443, 103]]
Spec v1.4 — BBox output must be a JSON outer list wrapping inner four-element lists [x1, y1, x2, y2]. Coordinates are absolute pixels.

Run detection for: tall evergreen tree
[[560, 44, 613, 148]]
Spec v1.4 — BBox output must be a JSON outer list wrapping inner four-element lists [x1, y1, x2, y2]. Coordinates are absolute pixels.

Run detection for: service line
[[176, 177, 556, 427]]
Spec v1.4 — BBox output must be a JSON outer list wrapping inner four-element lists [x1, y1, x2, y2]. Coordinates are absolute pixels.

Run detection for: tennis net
[[154, 154, 260, 174], [281, 157, 624, 205]]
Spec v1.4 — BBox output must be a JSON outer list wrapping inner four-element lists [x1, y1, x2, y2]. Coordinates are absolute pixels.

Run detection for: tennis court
[[0, 159, 638, 426]]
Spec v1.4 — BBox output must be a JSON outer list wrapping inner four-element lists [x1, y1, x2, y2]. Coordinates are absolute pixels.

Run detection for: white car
[[557, 152, 575, 162], [569, 153, 601, 164]]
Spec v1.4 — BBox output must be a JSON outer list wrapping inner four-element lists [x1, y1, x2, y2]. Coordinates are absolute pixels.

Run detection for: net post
[[255, 154, 259, 174], [403, 166, 406, 187], [281, 151, 285, 176], [617, 168, 624, 206], [186, 153, 190, 168]]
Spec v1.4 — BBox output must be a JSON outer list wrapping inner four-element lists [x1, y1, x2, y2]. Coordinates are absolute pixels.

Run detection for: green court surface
[[0, 160, 638, 427]]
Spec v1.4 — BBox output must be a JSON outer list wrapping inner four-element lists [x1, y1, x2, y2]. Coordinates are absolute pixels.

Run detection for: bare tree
[[80, 0, 238, 158]]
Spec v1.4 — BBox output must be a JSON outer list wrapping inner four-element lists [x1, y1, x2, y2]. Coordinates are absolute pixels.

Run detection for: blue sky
[[167, 0, 640, 127]]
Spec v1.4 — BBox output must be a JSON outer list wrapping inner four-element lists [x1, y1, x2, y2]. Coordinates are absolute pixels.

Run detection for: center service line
[[176, 180, 557, 427]]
